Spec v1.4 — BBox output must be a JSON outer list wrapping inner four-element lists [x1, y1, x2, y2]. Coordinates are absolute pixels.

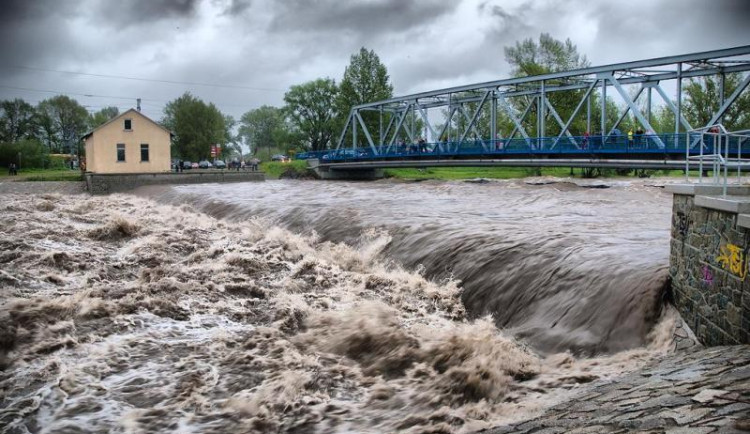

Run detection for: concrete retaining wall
[[668, 185, 750, 346], [85, 171, 264, 194], [307, 159, 384, 180]]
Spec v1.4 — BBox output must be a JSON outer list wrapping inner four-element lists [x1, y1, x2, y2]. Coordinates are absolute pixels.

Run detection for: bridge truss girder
[[336, 46, 750, 153]]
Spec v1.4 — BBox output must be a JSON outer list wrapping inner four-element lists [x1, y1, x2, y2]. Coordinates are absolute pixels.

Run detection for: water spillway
[[138, 178, 672, 355], [0, 180, 679, 433]]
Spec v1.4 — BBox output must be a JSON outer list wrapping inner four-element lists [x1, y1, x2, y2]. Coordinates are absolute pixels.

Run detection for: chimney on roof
[[137, 98, 141, 112]]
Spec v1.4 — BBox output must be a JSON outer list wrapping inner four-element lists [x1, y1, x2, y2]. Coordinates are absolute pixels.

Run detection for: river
[[144, 178, 673, 355], [0, 177, 677, 433]]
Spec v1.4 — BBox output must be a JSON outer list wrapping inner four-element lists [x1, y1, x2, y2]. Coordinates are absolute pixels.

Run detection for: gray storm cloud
[[0, 0, 747, 120], [269, 0, 458, 33]]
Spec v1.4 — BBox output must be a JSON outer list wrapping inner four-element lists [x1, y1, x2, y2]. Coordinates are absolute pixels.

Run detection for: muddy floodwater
[[1, 178, 678, 433]]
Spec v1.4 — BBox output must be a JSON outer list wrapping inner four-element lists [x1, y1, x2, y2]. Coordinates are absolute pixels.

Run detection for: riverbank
[[1, 191, 681, 433], [0, 180, 87, 194], [486, 345, 750, 433], [269, 159, 693, 181]]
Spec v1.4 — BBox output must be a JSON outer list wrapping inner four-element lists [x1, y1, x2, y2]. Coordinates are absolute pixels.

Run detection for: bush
[[48, 154, 73, 170], [0, 139, 50, 169]]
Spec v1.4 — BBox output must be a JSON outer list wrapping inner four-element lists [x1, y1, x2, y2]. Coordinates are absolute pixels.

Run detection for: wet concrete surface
[[484, 345, 750, 433]]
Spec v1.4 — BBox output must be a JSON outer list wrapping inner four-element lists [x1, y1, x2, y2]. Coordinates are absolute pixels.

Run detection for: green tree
[[222, 114, 242, 161], [162, 92, 228, 161], [239, 105, 285, 158], [0, 98, 37, 143], [0, 138, 49, 169], [337, 47, 393, 146], [36, 95, 88, 154], [683, 73, 750, 131], [88, 106, 120, 129], [504, 34, 590, 138], [284, 78, 339, 151]]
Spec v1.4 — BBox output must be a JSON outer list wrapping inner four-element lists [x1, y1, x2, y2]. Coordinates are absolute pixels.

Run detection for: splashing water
[[0, 180, 676, 433]]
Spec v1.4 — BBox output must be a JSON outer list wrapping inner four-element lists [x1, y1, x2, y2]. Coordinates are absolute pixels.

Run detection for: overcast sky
[[1, 0, 749, 122]]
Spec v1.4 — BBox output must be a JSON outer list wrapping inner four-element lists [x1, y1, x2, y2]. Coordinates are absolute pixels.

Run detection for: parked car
[[191, 162, 199, 169], [182, 161, 193, 170], [213, 159, 226, 169], [198, 160, 213, 169], [271, 154, 289, 162]]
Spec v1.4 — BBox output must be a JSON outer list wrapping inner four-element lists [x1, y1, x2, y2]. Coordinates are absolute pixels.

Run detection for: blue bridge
[[298, 132, 750, 172], [297, 46, 750, 175]]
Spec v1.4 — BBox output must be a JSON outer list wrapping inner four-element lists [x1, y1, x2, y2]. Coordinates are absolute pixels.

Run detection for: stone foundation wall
[[669, 193, 750, 345], [85, 171, 264, 194]]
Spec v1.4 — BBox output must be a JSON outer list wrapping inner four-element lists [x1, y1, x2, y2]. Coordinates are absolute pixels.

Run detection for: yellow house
[[82, 109, 172, 173]]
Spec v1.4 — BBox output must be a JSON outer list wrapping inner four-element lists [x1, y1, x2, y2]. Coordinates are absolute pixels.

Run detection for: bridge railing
[[296, 133, 750, 162], [683, 125, 750, 196]]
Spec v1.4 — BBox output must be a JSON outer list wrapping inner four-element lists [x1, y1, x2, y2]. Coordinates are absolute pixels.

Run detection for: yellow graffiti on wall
[[716, 243, 748, 280]]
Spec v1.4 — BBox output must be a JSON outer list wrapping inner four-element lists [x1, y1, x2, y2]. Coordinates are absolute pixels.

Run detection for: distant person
[[495, 132, 504, 151], [418, 137, 427, 153], [628, 129, 634, 148], [583, 131, 590, 150], [635, 128, 644, 147], [79, 161, 86, 174], [8, 163, 15, 176]]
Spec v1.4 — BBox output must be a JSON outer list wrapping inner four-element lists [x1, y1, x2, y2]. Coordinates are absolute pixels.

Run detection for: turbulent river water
[[144, 178, 673, 355], [0, 178, 677, 433]]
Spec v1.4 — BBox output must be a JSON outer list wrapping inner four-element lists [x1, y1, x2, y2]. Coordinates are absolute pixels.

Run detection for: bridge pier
[[307, 159, 385, 180], [667, 184, 750, 346]]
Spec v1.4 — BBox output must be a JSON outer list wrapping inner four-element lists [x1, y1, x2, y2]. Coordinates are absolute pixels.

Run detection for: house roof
[[81, 108, 173, 140]]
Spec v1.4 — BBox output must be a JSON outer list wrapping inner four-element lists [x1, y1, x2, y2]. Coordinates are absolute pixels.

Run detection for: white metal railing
[[685, 125, 750, 197]]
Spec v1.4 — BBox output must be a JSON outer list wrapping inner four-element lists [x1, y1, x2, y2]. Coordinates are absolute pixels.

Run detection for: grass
[[0, 168, 83, 182], [260, 160, 706, 181], [260, 160, 309, 179], [383, 167, 712, 181], [385, 167, 582, 180]]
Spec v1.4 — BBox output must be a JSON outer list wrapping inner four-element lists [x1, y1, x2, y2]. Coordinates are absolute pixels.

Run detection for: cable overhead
[[0, 84, 256, 112], [2, 65, 284, 92], [0, 84, 157, 101]]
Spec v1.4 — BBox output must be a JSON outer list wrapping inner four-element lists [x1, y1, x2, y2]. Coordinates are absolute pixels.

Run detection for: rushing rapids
[[143, 178, 673, 355], [0, 179, 677, 433]]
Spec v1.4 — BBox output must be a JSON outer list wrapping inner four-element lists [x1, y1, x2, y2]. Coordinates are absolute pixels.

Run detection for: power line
[[0, 84, 154, 102], [0, 84, 258, 112], [2, 64, 285, 93]]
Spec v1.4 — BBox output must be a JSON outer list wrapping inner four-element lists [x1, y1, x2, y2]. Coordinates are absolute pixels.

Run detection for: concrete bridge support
[[307, 159, 385, 180]]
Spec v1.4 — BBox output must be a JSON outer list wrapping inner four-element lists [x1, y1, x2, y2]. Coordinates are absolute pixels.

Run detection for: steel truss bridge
[[298, 45, 750, 171]]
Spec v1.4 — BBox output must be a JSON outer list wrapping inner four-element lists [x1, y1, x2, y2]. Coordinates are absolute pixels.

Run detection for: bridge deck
[[299, 133, 750, 170]]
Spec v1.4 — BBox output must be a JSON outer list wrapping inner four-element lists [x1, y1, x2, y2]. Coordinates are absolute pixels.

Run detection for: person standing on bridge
[[628, 129, 634, 149], [398, 138, 406, 154]]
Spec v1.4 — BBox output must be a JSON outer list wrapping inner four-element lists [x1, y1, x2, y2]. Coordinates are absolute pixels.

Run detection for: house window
[[117, 143, 125, 162], [124, 119, 132, 130], [140, 144, 149, 162]]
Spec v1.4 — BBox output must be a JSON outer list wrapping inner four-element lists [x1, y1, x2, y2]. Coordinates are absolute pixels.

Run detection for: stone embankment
[[0, 181, 87, 195], [485, 344, 750, 433]]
